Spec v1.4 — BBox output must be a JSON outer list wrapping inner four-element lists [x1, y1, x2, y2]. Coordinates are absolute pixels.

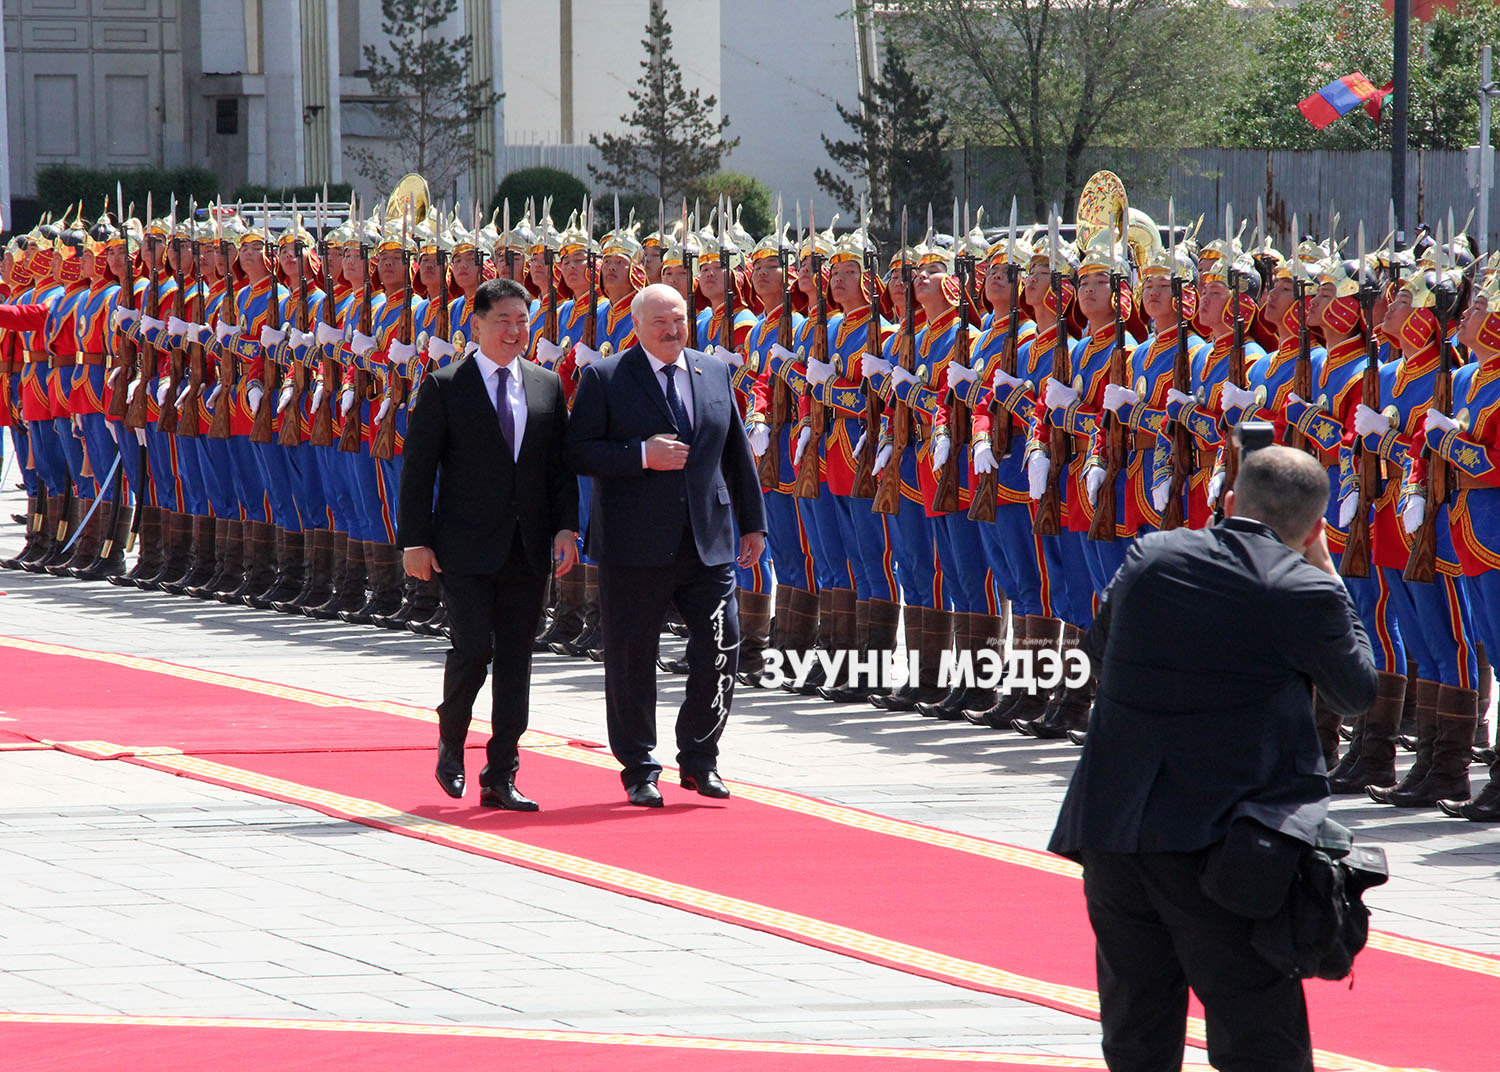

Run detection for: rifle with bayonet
[[208, 204, 237, 441], [757, 218, 793, 490], [850, 227, 883, 500], [1403, 221, 1457, 584], [309, 196, 338, 446], [1290, 234, 1314, 454], [123, 195, 158, 431], [1088, 215, 1128, 541], [583, 199, 599, 361], [277, 215, 312, 447], [683, 200, 699, 350], [371, 207, 413, 461], [934, 203, 971, 515], [873, 209, 915, 516], [1162, 201, 1193, 529], [108, 197, 139, 422], [1341, 223, 1380, 578], [339, 210, 372, 453], [157, 203, 187, 434], [1035, 211, 1070, 536], [176, 215, 206, 437], [1217, 217, 1247, 513], [250, 217, 281, 444], [794, 202, 829, 500]]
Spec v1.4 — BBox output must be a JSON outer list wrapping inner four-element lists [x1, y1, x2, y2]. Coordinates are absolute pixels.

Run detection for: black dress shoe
[[480, 783, 539, 811], [680, 770, 730, 799], [435, 742, 465, 799], [657, 655, 690, 675], [626, 782, 663, 807]]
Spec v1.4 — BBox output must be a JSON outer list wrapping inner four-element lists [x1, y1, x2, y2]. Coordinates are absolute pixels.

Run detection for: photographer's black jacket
[[1049, 517, 1378, 859]]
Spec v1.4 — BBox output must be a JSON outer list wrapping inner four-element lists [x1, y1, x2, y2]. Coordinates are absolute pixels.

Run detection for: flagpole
[[1391, 0, 1410, 240]]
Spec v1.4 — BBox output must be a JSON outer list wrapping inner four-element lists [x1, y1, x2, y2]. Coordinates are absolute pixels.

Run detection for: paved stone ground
[[0, 480, 1497, 1060]]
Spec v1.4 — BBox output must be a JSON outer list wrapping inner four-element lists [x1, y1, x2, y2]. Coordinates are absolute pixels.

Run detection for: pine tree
[[349, 0, 502, 196], [815, 47, 951, 246], [588, 0, 740, 204]]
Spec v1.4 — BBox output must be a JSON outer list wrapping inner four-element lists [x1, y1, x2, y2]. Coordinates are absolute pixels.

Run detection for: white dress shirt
[[474, 349, 527, 462], [642, 349, 693, 466]]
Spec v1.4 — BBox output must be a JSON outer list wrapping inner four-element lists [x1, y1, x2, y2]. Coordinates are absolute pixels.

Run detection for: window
[[216, 98, 239, 136]]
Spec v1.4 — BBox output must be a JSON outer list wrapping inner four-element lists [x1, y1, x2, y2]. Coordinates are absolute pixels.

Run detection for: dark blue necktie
[[662, 364, 694, 445], [495, 365, 515, 457]]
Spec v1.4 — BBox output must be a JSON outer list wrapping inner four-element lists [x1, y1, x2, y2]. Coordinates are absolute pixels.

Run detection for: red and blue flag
[[1298, 72, 1391, 130]]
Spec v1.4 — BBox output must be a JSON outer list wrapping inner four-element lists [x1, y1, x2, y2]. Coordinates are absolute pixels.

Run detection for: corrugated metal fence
[[950, 147, 1498, 248]]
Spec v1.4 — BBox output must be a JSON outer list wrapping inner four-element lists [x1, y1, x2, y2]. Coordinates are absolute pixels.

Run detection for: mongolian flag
[[1298, 71, 1384, 130]]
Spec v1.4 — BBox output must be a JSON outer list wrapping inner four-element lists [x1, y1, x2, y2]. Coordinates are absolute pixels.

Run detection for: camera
[[1234, 420, 1276, 457]]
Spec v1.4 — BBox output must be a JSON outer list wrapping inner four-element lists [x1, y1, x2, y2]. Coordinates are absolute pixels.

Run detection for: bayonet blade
[[613, 193, 620, 234], [1358, 221, 1366, 272], [1007, 196, 1017, 262], [1256, 196, 1265, 252]]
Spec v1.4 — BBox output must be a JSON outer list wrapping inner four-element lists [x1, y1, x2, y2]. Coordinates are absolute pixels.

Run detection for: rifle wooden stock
[[207, 239, 237, 441], [793, 275, 829, 500], [1161, 292, 1193, 530], [176, 339, 203, 438], [250, 268, 281, 444], [933, 307, 968, 515], [1291, 287, 1314, 454], [309, 239, 339, 447], [277, 269, 312, 448], [339, 260, 373, 454], [1339, 328, 1381, 578], [872, 308, 915, 516], [1034, 286, 1070, 536], [123, 275, 158, 430], [372, 258, 414, 462], [1403, 329, 1452, 583], [1217, 292, 1246, 513], [1088, 285, 1127, 541], [156, 251, 187, 434], [850, 267, 883, 499]]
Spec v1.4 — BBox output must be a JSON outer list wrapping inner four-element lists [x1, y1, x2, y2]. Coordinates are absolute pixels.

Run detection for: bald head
[[1227, 445, 1330, 547], [632, 282, 689, 362]]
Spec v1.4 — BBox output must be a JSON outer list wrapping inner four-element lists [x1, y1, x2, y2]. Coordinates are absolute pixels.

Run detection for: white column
[[324, 0, 342, 183], [0, 13, 11, 228], [262, 0, 306, 187]]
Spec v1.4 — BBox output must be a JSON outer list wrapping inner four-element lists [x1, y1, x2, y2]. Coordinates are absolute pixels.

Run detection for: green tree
[[814, 46, 953, 246], [588, 0, 740, 203], [350, 0, 502, 195], [884, 0, 1243, 218], [687, 172, 775, 237], [491, 167, 589, 228], [1216, 0, 1500, 150]]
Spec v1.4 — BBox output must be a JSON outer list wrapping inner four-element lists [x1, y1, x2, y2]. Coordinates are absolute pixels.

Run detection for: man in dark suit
[[399, 277, 579, 811], [1049, 445, 1377, 1072], [565, 283, 767, 807]]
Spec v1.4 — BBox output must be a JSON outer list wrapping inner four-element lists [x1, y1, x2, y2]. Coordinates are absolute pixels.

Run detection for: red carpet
[[4, 636, 1497, 1072], [0, 1015, 1135, 1072]]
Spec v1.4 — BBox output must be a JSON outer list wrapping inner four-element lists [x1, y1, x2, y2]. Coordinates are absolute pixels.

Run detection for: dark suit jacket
[[1049, 517, 1378, 859], [397, 355, 578, 577], [563, 344, 766, 568]]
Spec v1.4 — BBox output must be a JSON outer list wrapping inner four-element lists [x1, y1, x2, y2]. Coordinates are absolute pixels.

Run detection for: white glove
[[991, 367, 1024, 391], [340, 387, 356, 415], [1044, 377, 1079, 411], [1167, 388, 1196, 409], [276, 384, 295, 414], [112, 308, 139, 332], [248, 385, 264, 416], [972, 440, 996, 474], [126, 378, 142, 404], [1151, 480, 1170, 512], [853, 430, 867, 457], [351, 330, 378, 357], [463, 341, 480, 360], [794, 426, 812, 464], [71, 413, 85, 435], [134, 427, 148, 447], [138, 315, 166, 342], [889, 365, 919, 389], [258, 324, 286, 349], [1354, 403, 1391, 438], [175, 381, 194, 407], [1425, 407, 1458, 434], [387, 338, 417, 369], [315, 322, 343, 348], [1102, 383, 1139, 414], [1288, 391, 1323, 412], [768, 342, 798, 371], [107, 366, 124, 386], [1220, 383, 1257, 411], [1207, 471, 1224, 504], [946, 362, 977, 391], [167, 315, 192, 339], [214, 319, 236, 344], [155, 380, 169, 406], [874, 444, 893, 474], [1403, 494, 1426, 534], [1338, 492, 1358, 528], [1085, 464, 1107, 505], [310, 386, 325, 413], [289, 327, 316, 352], [190, 322, 214, 346], [207, 384, 222, 409], [932, 433, 951, 469], [862, 354, 893, 379], [535, 337, 565, 368], [375, 398, 391, 424], [806, 356, 836, 385], [1026, 452, 1050, 500], [748, 424, 770, 457], [710, 343, 743, 368], [426, 337, 456, 364], [572, 343, 602, 368]]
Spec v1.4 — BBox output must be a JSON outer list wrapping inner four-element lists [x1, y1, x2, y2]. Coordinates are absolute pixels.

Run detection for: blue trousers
[[832, 495, 898, 603], [54, 416, 93, 498], [1339, 561, 1404, 677], [980, 501, 1046, 617], [111, 423, 147, 506], [1081, 532, 1133, 596], [935, 512, 996, 614], [765, 488, 814, 592], [251, 439, 301, 530], [76, 413, 119, 502], [1042, 529, 1093, 629], [227, 436, 269, 522], [804, 488, 854, 591], [888, 495, 938, 610], [312, 445, 355, 532], [1381, 566, 1475, 688], [197, 436, 238, 518]]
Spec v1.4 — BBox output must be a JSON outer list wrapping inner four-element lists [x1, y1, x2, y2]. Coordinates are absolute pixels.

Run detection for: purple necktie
[[496, 365, 515, 456]]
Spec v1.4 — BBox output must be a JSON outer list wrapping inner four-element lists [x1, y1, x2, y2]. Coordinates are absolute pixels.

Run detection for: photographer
[[1049, 441, 1378, 1072]]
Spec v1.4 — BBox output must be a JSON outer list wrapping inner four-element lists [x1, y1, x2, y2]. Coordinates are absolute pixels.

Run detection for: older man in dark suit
[[399, 277, 579, 811], [565, 283, 767, 807]]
